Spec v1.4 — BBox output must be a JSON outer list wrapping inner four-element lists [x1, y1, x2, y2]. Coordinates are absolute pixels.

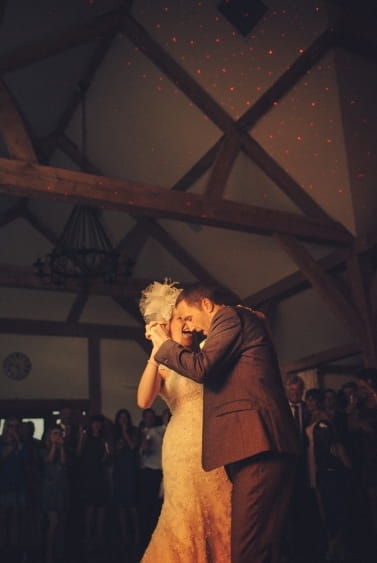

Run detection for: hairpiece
[[139, 278, 182, 324]]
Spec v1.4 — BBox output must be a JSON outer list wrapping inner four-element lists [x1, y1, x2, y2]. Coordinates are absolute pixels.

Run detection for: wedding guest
[[112, 408, 140, 554], [0, 417, 27, 560], [42, 425, 69, 563], [76, 414, 111, 551]]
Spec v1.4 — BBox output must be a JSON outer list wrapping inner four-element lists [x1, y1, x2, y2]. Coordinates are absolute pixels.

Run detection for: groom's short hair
[[175, 283, 238, 308]]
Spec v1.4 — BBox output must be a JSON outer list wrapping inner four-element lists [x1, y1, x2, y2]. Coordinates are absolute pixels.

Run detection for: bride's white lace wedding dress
[[141, 367, 231, 562]]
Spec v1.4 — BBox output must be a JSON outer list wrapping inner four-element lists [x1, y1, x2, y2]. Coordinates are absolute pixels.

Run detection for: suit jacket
[[155, 306, 299, 471]]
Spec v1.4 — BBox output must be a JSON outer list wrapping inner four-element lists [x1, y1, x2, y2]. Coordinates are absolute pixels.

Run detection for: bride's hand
[[149, 323, 169, 348], [145, 321, 167, 340]]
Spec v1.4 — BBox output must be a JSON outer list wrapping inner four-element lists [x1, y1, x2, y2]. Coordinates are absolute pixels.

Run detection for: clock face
[[3, 352, 32, 380]]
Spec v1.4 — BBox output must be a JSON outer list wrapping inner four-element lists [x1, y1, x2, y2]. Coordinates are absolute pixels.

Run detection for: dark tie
[[292, 404, 300, 434]]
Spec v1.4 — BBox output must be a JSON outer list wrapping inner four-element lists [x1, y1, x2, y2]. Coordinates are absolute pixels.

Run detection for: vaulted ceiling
[[0, 0, 376, 375]]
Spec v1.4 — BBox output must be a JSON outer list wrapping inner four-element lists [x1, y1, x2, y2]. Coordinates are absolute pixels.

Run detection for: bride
[[137, 279, 231, 562]]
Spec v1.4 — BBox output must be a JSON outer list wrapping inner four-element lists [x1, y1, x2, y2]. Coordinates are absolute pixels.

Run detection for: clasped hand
[[145, 321, 170, 348]]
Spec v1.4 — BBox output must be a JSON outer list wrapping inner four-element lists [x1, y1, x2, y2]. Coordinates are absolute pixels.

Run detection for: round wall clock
[[3, 352, 32, 380]]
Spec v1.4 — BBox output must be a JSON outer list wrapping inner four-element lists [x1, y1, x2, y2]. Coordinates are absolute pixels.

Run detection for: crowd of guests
[[0, 406, 170, 563], [1, 367, 377, 563], [285, 368, 377, 563]]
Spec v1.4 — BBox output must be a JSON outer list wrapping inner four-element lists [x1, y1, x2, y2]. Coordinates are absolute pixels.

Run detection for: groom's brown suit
[[155, 305, 299, 563]]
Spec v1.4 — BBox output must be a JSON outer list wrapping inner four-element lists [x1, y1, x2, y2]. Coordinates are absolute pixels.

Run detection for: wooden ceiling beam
[[243, 247, 351, 307], [0, 11, 121, 73], [239, 132, 343, 224], [317, 364, 360, 375], [57, 135, 101, 174], [171, 140, 222, 192], [0, 79, 37, 161], [66, 290, 89, 324], [38, 31, 118, 164], [205, 134, 241, 200], [281, 342, 361, 375], [0, 158, 353, 245], [115, 221, 149, 261], [0, 317, 144, 340], [276, 233, 365, 347], [121, 13, 234, 134], [140, 218, 233, 290], [22, 207, 59, 245], [238, 26, 339, 130], [0, 263, 147, 298]]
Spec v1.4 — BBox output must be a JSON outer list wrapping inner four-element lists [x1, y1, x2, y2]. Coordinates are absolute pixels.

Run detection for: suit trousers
[[226, 452, 295, 563]]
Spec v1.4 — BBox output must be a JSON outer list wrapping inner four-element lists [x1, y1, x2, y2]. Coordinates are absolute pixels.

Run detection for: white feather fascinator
[[139, 278, 182, 324]]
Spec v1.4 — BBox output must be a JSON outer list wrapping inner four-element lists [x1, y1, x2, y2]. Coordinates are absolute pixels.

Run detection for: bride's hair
[[139, 278, 182, 324]]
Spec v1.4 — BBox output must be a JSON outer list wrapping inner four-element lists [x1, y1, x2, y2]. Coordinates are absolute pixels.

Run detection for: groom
[[149, 283, 298, 563]]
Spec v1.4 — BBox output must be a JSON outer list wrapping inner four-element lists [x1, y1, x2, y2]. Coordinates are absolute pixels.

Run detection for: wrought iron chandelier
[[33, 83, 133, 287], [33, 205, 133, 287]]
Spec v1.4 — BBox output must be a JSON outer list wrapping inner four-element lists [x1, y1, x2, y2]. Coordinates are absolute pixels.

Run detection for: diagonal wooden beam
[[281, 342, 361, 376], [347, 253, 377, 366], [238, 26, 339, 131], [239, 132, 340, 223], [38, 30, 118, 164], [140, 218, 239, 297], [56, 134, 101, 174], [205, 134, 241, 200], [115, 220, 149, 259], [0, 79, 37, 161], [22, 207, 58, 244], [121, 13, 234, 134], [276, 233, 365, 347], [243, 248, 351, 307], [66, 290, 89, 324], [0, 158, 353, 245], [0, 11, 121, 73], [171, 140, 222, 192]]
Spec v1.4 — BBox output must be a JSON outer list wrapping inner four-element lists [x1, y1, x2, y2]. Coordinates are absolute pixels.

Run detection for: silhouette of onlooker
[[112, 409, 140, 556], [138, 408, 165, 554], [42, 425, 69, 563], [0, 416, 27, 561], [284, 375, 311, 561], [305, 388, 352, 561], [76, 414, 111, 552]]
